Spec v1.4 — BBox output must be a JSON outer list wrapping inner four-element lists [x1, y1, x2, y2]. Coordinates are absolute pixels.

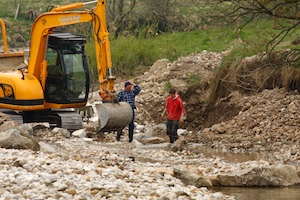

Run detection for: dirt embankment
[[124, 50, 300, 164]]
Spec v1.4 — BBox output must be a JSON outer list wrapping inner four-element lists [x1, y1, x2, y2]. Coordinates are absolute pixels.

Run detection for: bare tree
[[209, 0, 300, 62], [143, 0, 171, 22], [107, 0, 136, 38]]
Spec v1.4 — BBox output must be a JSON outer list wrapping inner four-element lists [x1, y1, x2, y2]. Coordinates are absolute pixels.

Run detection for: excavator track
[[0, 109, 23, 125], [56, 110, 83, 132], [0, 109, 83, 132]]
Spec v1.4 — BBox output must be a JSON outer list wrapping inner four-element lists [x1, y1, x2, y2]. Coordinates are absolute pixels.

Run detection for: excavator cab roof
[[48, 32, 87, 54], [49, 32, 86, 46]]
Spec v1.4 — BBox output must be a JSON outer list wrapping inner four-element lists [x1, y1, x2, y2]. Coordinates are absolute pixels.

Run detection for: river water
[[117, 142, 300, 200], [211, 186, 300, 200], [186, 144, 300, 200]]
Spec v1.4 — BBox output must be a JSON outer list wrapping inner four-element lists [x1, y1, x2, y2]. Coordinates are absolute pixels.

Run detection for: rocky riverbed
[[1, 50, 300, 199], [0, 122, 236, 199]]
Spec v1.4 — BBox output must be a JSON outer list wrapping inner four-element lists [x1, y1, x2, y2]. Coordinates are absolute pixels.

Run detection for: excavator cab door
[[45, 32, 90, 105], [45, 47, 64, 102]]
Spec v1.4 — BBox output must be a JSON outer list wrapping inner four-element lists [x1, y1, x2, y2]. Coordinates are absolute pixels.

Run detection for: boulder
[[0, 129, 39, 151], [140, 137, 165, 144], [173, 165, 212, 187], [216, 164, 300, 187]]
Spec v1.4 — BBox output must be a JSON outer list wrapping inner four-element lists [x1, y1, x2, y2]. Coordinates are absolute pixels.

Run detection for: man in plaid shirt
[[116, 80, 141, 142]]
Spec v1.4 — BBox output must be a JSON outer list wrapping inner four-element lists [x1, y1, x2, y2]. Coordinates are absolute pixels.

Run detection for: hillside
[[105, 49, 300, 165]]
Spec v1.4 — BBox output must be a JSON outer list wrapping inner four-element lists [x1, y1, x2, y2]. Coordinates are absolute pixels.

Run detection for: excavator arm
[[0, 19, 8, 53]]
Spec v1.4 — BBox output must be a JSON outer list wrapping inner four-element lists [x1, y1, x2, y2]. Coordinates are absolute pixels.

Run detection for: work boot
[[116, 130, 122, 141], [173, 136, 178, 142], [169, 136, 174, 143], [128, 129, 134, 143]]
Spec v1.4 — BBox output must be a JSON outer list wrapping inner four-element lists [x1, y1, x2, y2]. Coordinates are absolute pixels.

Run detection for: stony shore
[[2, 51, 300, 199], [0, 126, 235, 200]]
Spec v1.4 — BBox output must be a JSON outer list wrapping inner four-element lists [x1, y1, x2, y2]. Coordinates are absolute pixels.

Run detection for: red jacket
[[166, 94, 185, 120]]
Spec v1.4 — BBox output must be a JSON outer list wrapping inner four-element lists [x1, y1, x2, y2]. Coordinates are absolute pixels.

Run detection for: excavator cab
[[45, 32, 89, 105], [43, 32, 133, 132]]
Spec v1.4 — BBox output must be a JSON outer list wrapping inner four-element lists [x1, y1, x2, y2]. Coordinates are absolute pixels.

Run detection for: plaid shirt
[[117, 85, 141, 109]]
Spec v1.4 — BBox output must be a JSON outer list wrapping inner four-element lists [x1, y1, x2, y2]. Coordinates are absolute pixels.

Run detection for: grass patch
[[85, 18, 300, 77], [100, 27, 235, 76], [84, 26, 235, 77], [2, 1, 300, 79], [188, 74, 201, 85], [164, 81, 172, 92]]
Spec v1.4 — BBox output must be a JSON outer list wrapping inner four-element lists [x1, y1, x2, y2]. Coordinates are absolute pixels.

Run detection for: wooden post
[[14, 4, 20, 19]]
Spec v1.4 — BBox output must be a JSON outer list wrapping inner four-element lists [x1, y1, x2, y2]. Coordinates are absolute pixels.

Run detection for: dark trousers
[[166, 119, 179, 143], [116, 109, 135, 142]]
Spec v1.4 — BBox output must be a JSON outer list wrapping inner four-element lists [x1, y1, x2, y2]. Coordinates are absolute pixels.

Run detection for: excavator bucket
[[96, 102, 133, 132], [0, 52, 25, 69], [77, 102, 133, 132], [0, 19, 25, 70]]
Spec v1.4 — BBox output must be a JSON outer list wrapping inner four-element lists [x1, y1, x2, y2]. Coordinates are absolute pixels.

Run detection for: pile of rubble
[[90, 50, 300, 165]]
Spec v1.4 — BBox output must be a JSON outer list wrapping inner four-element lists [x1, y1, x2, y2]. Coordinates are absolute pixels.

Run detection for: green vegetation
[[98, 27, 235, 77], [80, 22, 238, 77], [187, 74, 201, 85], [1, 1, 300, 78], [104, 18, 299, 77], [164, 81, 172, 92]]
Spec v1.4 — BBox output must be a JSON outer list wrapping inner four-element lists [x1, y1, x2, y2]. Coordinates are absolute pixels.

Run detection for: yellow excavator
[[0, 0, 132, 132]]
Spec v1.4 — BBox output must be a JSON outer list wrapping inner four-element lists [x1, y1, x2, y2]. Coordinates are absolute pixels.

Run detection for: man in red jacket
[[160, 88, 185, 143]]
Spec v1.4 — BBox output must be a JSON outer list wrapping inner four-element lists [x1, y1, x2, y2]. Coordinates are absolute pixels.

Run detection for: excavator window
[[63, 54, 87, 100], [47, 48, 62, 76], [45, 47, 64, 101], [45, 32, 89, 104]]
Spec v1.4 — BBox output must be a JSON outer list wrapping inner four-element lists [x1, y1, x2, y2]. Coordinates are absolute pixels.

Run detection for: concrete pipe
[[94, 102, 133, 132]]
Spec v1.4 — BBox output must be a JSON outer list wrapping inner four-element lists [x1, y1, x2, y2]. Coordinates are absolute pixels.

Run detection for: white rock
[[72, 129, 87, 138]]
